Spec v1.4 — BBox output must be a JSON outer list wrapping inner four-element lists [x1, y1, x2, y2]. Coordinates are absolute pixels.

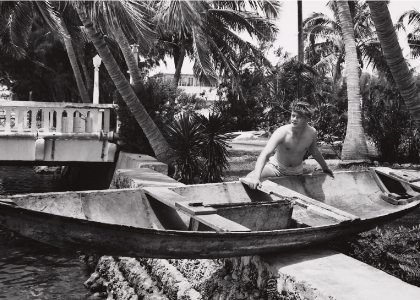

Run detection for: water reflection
[[0, 166, 91, 299]]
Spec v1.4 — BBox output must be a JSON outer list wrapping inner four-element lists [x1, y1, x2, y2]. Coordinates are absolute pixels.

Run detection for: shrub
[[212, 93, 266, 132], [363, 92, 417, 163], [162, 112, 231, 184], [195, 113, 232, 183], [115, 79, 206, 155]]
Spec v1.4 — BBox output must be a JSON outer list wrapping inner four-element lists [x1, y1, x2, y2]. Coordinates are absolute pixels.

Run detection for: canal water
[[0, 166, 92, 299]]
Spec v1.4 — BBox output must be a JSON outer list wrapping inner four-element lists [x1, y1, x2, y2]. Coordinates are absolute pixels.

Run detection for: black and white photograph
[[1, 0, 420, 299]]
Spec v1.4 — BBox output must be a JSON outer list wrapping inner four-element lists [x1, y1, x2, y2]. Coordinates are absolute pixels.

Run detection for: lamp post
[[129, 44, 139, 84], [93, 54, 102, 104]]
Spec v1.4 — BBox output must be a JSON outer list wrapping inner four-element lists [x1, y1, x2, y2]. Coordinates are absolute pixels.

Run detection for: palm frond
[[191, 27, 218, 86], [154, 0, 202, 39]]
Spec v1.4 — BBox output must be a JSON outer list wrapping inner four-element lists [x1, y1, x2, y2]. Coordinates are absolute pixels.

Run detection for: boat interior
[[143, 167, 420, 232], [2, 167, 420, 233]]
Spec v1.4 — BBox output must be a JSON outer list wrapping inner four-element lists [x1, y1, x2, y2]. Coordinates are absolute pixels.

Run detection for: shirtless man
[[247, 101, 334, 190]]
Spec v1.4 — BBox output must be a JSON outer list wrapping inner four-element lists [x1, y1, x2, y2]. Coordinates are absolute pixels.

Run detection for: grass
[[223, 150, 260, 182]]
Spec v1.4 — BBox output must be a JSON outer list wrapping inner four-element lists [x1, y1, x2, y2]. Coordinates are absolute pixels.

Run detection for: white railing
[[0, 101, 115, 138]]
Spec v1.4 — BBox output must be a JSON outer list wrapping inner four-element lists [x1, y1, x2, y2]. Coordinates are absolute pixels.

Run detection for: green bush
[[115, 79, 206, 155], [212, 94, 266, 132], [162, 112, 231, 184], [363, 90, 418, 163]]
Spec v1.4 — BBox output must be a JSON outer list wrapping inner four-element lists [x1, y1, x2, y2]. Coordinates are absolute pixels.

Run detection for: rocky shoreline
[[83, 256, 302, 300]]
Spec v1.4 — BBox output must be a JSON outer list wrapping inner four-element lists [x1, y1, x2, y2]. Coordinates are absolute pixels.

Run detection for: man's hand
[[247, 177, 262, 190], [323, 168, 334, 178]]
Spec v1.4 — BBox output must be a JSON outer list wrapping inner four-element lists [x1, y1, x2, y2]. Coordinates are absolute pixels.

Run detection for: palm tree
[[73, 2, 173, 165], [154, 0, 280, 88], [59, 16, 91, 103], [368, 2, 420, 126], [0, 1, 90, 103], [396, 9, 420, 60], [297, 0, 303, 99], [336, 1, 369, 160], [303, 2, 383, 86]]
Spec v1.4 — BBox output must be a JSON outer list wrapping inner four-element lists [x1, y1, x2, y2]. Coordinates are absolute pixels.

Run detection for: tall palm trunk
[[297, 0, 303, 100], [79, 54, 93, 97], [61, 17, 90, 103], [75, 6, 173, 164], [173, 41, 186, 88], [115, 28, 144, 93], [337, 1, 369, 161], [368, 2, 420, 125]]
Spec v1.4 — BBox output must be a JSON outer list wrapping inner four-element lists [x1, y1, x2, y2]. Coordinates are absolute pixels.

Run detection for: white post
[[93, 54, 102, 104], [129, 44, 139, 84]]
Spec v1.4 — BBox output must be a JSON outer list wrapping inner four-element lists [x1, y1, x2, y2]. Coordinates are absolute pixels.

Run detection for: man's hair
[[291, 101, 314, 119]]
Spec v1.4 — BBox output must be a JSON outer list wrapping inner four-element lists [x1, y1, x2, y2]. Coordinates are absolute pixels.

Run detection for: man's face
[[290, 111, 307, 127]]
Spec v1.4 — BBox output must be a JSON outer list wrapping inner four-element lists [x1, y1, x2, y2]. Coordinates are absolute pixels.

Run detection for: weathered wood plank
[[0, 199, 16, 205], [239, 178, 359, 223], [191, 214, 251, 232], [175, 201, 217, 215], [142, 187, 186, 209]]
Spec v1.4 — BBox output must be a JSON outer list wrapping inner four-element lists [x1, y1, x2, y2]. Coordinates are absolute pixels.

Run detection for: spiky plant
[[163, 111, 232, 184], [163, 112, 205, 184], [196, 112, 232, 183]]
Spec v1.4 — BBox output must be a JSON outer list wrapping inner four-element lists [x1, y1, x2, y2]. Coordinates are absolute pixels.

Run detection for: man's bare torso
[[273, 124, 315, 167]]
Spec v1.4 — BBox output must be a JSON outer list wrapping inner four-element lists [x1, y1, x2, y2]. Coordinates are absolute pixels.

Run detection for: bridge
[[0, 101, 119, 165]]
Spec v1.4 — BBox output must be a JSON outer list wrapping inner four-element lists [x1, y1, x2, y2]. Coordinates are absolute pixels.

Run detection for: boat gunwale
[[1, 197, 419, 237], [1, 169, 420, 238]]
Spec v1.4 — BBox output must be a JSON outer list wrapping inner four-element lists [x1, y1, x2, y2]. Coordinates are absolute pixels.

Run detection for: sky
[[151, 0, 420, 75], [272, 0, 420, 65]]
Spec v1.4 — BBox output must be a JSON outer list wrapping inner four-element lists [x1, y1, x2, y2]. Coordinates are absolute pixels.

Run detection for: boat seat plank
[[142, 187, 186, 209], [191, 214, 251, 232], [375, 167, 420, 182], [373, 167, 420, 204], [175, 201, 218, 215], [143, 187, 250, 232], [240, 178, 359, 223]]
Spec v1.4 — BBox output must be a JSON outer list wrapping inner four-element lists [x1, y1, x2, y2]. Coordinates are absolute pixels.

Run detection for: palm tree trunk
[[297, 0, 303, 100], [79, 55, 93, 97], [368, 1, 420, 125], [75, 6, 173, 165], [173, 41, 186, 88], [61, 17, 90, 103], [115, 28, 144, 93], [337, 1, 369, 161]]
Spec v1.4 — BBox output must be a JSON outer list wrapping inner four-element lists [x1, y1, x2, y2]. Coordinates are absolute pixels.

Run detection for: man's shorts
[[266, 156, 303, 176]]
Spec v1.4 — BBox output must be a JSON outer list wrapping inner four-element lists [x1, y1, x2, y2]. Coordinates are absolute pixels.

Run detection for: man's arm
[[247, 129, 284, 189], [308, 131, 334, 177]]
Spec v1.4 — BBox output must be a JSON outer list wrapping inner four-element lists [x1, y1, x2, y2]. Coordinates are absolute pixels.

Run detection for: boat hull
[[1, 169, 419, 258], [0, 198, 418, 259]]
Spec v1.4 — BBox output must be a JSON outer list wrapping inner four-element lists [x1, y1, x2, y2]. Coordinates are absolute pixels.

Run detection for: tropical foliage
[[162, 112, 231, 184], [153, 0, 280, 88]]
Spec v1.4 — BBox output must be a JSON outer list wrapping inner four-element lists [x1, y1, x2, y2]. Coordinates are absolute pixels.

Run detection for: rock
[[374, 161, 380, 167], [85, 272, 100, 288], [383, 162, 390, 167], [392, 163, 401, 169], [232, 132, 258, 141], [34, 166, 61, 174]]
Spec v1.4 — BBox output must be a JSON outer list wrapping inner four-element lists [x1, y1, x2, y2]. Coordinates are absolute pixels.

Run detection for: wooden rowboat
[[0, 167, 419, 259]]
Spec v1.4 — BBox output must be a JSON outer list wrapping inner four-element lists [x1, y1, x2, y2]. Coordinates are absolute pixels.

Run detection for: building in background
[[153, 73, 219, 102]]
